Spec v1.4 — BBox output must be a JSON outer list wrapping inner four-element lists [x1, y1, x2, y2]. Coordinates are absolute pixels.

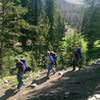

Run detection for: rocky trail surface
[[0, 64, 100, 100]]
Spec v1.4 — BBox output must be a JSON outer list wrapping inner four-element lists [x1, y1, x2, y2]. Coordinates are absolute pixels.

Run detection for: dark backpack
[[16, 61, 25, 73], [76, 48, 82, 58], [24, 67, 31, 73], [51, 53, 57, 63]]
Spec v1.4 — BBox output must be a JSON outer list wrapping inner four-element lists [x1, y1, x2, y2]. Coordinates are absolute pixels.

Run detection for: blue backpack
[[51, 53, 57, 62]]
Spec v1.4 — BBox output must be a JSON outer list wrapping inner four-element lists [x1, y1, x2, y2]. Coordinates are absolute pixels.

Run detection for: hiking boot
[[79, 67, 81, 71], [71, 68, 75, 72], [46, 76, 50, 79]]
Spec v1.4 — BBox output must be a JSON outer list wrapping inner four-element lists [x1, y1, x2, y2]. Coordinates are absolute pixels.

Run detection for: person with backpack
[[71, 47, 82, 71], [51, 51, 57, 68], [15, 59, 25, 89], [76, 47, 82, 59], [46, 51, 56, 79], [76, 47, 83, 70], [20, 56, 31, 73]]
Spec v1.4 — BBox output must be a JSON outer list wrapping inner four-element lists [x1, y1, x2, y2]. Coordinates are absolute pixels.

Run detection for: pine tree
[[82, 0, 100, 45], [81, 0, 100, 58], [0, 0, 28, 73], [45, 0, 65, 51]]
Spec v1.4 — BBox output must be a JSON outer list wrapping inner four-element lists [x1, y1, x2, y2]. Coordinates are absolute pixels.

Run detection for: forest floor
[[0, 64, 100, 100]]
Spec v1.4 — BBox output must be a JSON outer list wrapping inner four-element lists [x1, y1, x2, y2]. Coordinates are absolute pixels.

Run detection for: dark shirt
[[73, 50, 79, 61]]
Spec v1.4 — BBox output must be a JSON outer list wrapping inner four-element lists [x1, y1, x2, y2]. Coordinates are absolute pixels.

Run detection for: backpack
[[24, 67, 31, 73], [76, 48, 82, 58], [47, 55, 54, 64], [16, 61, 26, 73], [52, 53, 57, 62], [20, 60, 31, 73], [20, 58, 31, 73]]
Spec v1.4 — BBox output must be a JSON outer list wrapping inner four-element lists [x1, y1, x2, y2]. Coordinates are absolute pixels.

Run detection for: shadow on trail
[[35, 76, 48, 85], [0, 88, 18, 100], [31, 72, 57, 85], [27, 64, 100, 100], [59, 64, 100, 100], [29, 75, 48, 86]]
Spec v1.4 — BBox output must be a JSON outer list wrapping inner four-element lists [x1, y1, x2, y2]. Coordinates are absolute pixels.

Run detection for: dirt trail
[[0, 65, 100, 100]]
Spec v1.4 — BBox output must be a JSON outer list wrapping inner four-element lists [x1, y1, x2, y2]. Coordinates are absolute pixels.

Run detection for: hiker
[[51, 51, 57, 68], [71, 47, 82, 71], [15, 59, 25, 89], [76, 47, 82, 59], [76, 47, 83, 70], [46, 51, 56, 79], [20, 56, 31, 73]]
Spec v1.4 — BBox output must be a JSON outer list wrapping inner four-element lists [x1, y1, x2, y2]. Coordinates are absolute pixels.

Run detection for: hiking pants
[[17, 73, 24, 89], [47, 63, 55, 77], [72, 58, 82, 70]]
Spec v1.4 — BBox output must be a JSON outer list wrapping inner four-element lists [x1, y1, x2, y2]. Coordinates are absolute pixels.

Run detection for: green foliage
[[81, 0, 100, 59], [0, 0, 29, 74], [1, 0, 98, 76]]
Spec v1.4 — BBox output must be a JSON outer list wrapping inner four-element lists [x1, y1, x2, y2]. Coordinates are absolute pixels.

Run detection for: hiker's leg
[[47, 64, 52, 78], [79, 66, 82, 70], [78, 58, 82, 70], [52, 65, 56, 75], [54, 61, 57, 68], [72, 64, 76, 71], [17, 73, 24, 89], [17, 74, 21, 89], [72, 60, 76, 71], [54, 62, 57, 71], [20, 73, 24, 87]]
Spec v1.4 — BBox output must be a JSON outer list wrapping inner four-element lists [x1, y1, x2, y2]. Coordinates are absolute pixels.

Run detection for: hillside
[[57, 0, 85, 27]]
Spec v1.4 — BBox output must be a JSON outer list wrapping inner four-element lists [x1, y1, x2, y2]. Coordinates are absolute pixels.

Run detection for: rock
[[88, 96, 96, 100], [30, 83, 37, 87], [58, 72, 64, 76], [92, 59, 100, 65], [3, 80, 9, 84], [94, 94, 100, 99]]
